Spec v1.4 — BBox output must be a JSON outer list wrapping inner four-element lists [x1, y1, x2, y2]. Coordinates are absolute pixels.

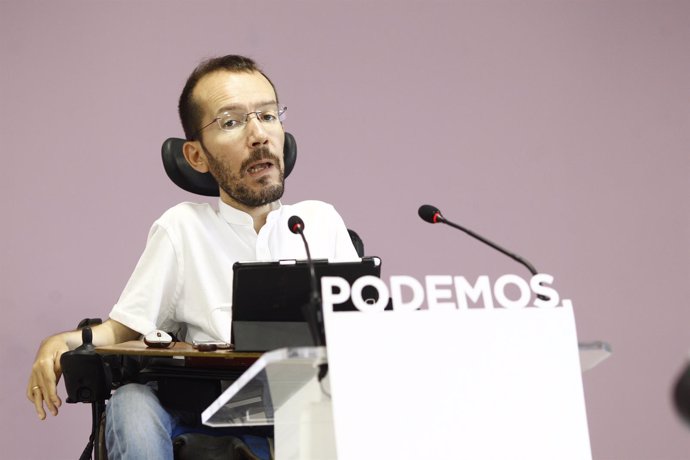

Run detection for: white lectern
[[203, 305, 607, 460]]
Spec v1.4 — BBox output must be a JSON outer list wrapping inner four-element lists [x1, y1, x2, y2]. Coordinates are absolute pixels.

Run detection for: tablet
[[231, 256, 382, 351]]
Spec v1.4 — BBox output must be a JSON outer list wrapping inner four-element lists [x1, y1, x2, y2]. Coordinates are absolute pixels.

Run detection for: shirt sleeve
[[109, 223, 181, 336], [330, 206, 361, 262]]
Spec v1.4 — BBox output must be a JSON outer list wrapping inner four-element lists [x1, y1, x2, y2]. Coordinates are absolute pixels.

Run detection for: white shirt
[[109, 199, 359, 343]]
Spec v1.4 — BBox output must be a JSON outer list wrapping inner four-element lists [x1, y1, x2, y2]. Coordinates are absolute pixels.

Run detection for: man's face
[[193, 70, 285, 209]]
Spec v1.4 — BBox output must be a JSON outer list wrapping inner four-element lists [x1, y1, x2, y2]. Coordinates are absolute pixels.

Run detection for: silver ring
[[32, 385, 40, 391]]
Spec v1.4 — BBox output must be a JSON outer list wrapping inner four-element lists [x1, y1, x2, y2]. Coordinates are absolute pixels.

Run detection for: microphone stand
[[295, 229, 326, 349], [419, 205, 547, 300], [438, 216, 539, 276], [289, 216, 329, 382]]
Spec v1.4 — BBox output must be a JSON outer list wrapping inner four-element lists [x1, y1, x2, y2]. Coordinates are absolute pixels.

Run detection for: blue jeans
[[106, 383, 175, 459], [105, 383, 270, 460]]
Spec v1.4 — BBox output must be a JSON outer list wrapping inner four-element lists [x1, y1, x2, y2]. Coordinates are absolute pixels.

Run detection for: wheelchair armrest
[[61, 321, 114, 404], [61, 350, 113, 403]]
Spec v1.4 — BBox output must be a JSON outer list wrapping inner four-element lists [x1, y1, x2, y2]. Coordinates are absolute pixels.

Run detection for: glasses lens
[[218, 113, 244, 131]]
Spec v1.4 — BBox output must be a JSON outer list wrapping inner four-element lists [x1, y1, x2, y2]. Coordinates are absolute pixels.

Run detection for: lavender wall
[[2, 1, 689, 458]]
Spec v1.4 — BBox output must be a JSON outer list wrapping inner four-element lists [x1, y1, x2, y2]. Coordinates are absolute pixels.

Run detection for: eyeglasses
[[197, 105, 287, 137]]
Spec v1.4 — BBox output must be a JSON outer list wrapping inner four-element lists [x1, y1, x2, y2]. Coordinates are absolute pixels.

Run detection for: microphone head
[[288, 215, 305, 234], [418, 204, 443, 224]]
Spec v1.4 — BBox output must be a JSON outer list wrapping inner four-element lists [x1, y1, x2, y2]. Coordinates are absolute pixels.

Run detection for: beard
[[202, 144, 285, 208]]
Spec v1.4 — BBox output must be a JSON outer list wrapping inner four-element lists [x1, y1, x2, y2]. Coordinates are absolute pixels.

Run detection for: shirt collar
[[217, 198, 282, 226]]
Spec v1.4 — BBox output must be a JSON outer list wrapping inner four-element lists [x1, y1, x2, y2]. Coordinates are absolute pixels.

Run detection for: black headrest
[[161, 132, 297, 196]]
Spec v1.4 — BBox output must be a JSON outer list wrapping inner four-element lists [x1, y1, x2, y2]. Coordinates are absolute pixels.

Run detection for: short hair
[[178, 55, 278, 140]]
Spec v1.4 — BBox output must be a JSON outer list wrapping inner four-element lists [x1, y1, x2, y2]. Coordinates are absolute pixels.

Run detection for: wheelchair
[[61, 133, 364, 459]]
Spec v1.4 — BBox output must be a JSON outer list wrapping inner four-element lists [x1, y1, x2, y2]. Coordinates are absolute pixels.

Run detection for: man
[[27, 55, 359, 459]]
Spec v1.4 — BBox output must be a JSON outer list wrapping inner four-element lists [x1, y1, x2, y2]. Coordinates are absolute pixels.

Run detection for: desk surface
[[96, 340, 261, 360]]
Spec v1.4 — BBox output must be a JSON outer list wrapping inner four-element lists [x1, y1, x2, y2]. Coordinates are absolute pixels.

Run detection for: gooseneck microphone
[[418, 204, 541, 279], [288, 215, 329, 383], [288, 215, 324, 347], [674, 361, 690, 423]]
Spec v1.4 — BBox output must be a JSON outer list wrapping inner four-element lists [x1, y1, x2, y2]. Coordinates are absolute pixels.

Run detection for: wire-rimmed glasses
[[197, 105, 287, 137]]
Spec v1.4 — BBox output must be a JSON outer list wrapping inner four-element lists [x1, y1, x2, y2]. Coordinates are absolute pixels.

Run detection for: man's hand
[[27, 335, 69, 419], [27, 319, 140, 420]]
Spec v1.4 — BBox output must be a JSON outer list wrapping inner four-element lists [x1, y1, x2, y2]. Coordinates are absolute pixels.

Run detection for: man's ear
[[182, 141, 210, 173]]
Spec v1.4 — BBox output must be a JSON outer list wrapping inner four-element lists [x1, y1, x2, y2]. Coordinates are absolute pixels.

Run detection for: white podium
[[203, 305, 607, 460]]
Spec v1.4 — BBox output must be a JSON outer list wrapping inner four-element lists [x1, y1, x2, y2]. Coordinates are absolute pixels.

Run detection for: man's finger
[[46, 352, 64, 414], [33, 363, 59, 417], [47, 391, 62, 416], [29, 385, 46, 420], [41, 384, 59, 416], [26, 382, 35, 402]]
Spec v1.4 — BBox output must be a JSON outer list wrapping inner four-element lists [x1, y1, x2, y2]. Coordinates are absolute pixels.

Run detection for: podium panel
[[323, 305, 592, 460], [202, 347, 334, 459], [202, 347, 326, 427]]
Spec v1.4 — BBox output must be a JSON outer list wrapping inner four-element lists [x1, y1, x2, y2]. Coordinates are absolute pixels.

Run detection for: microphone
[[288, 215, 324, 347], [288, 215, 305, 234], [674, 361, 690, 424], [288, 215, 329, 383], [418, 204, 547, 299]]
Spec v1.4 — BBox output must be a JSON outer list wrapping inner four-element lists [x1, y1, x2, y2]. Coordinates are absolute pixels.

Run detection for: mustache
[[239, 146, 282, 173]]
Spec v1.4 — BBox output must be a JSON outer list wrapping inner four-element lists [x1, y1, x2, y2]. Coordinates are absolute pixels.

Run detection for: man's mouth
[[246, 161, 273, 175]]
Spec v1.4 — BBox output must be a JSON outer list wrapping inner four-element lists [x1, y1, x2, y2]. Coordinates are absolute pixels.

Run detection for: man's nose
[[245, 114, 269, 147]]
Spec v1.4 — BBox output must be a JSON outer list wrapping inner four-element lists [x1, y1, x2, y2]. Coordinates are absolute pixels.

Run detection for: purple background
[[2, 1, 689, 458]]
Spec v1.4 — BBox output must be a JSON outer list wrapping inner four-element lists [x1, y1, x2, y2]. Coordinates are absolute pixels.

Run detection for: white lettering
[[493, 274, 531, 309], [390, 276, 425, 312], [351, 276, 389, 313], [531, 273, 560, 308], [322, 274, 570, 312], [454, 275, 494, 309], [425, 275, 455, 311], [321, 276, 351, 312]]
